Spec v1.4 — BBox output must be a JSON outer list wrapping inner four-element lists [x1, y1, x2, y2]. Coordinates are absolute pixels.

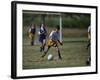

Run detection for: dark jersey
[[31, 28, 36, 34]]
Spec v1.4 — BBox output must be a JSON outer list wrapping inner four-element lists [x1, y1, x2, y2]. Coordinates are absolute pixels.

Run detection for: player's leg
[[40, 37, 46, 52], [39, 37, 44, 52], [56, 45, 62, 59], [29, 33, 33, 46], [40, 42, 43, 52], [86, 33, 91, 49], [42, 39, 46, 51], [41, 46, 51, 57], [31, 35, 34, 46], [32, 34, 35, 45], [86, 33, 91, 65], [86, 40, 90, 49]]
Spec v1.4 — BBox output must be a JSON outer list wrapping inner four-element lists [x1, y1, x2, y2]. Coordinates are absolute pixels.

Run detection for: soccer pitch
[[23, 28, 90, 69]]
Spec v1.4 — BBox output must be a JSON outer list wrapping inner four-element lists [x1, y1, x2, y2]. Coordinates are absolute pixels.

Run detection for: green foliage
[[62, 14, 90, 28], [23, 13, 90, 28], [45, 15, 59, 27]]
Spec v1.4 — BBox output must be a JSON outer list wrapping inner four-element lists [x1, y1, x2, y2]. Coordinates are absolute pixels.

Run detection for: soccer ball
[[47, 54, 53, 61]]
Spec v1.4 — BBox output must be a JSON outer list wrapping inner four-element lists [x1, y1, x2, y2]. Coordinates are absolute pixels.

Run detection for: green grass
[[23, 37, 90, 69], [23, 28, 90, 69]]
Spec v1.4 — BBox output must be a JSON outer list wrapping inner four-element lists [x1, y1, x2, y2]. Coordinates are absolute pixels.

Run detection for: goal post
[[59, 14, 62, 42]]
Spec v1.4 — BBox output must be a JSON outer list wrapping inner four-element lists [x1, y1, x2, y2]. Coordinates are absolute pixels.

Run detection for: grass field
[[23, 28, 90, 69]]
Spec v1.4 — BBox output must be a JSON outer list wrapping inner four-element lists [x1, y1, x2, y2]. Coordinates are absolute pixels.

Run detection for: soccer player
[[86, 25, 91, 65], [28, 23, 36, 46], [39, 23, 47, 52], [41, 25, 63, 60]]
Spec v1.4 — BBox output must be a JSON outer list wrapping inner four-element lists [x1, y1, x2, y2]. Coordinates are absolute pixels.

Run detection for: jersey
[[47, 30, 60, 47], [49, 30, 60, 41], [39, 26, 47, 43], [29, 27, 36, 34], [39, 26, 46, 35]]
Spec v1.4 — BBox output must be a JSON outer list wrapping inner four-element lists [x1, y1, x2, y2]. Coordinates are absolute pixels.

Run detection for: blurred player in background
[[86, 25, 91, 49], [41, 25, 63, 60], [28, 23, 36, 46], [86, 25, 91, 65], [38, 23, 47, 52]]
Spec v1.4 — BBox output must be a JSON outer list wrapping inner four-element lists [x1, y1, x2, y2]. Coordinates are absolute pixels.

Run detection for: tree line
[[23, 13, 90, 28]]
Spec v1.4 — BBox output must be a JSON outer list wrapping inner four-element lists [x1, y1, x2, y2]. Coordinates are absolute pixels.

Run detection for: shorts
[[47, 39, 57, 47], [29, 33, 35, 40], [39, 35, 46, 43]]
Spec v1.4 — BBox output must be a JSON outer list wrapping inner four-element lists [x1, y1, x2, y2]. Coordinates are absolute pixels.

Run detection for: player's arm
[[39, 30, 46, 35], [28, 28, 31, 33], [41, 29, 47, 35], [28, 28, 31, 36]]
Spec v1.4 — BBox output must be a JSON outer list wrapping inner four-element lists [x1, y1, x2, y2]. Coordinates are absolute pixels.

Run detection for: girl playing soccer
[[41, 25, 63, 60]]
